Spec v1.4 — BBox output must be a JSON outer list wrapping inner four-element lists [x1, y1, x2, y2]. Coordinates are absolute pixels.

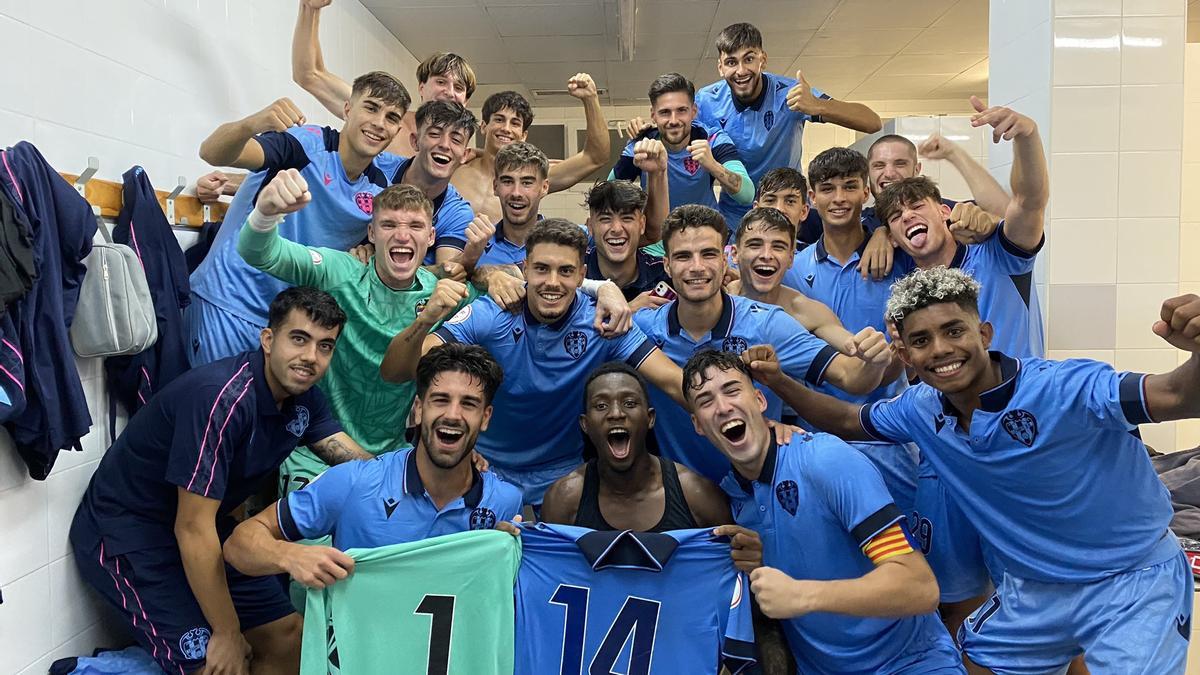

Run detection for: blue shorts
[[959, 545, 1192, 675], [490, 460, 579, 507], [912, 466, 994, 604], [72, 533, 295, 674], [184, 293, 263, 367], [849, 440, 918, 516]]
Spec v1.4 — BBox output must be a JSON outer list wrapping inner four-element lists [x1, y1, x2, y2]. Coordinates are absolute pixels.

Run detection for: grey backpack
[[70, 221, 157, 357]]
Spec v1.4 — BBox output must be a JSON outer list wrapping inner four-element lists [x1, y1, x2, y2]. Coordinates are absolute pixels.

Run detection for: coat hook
[[74, 156, 99, 198], [165, 175, 186, 225]]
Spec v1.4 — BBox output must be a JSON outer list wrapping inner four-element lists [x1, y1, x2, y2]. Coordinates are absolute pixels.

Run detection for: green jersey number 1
[[415, 594, 456, 675]]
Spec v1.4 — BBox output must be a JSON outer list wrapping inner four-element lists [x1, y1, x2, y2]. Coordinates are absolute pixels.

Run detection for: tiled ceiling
[[361, 0, 989, 105]]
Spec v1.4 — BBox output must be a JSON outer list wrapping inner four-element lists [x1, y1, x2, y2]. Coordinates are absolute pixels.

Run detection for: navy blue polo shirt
[[862, 352, 1177, 583], [73, 350, 341, 554], [584, 246, 670, 300], [279, 448, 523, 549]]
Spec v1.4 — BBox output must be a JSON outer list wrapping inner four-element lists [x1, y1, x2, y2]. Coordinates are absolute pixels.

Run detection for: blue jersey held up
[[720, 435, 962, 674], [435, 293, 657, 475], [634, 293, 838, 481], [190, 125, 400, 327], [515, 523, 757, 675], [278, 448, 522, 550], [696, 72, 829, 228], [862, 353, 1178, 583]]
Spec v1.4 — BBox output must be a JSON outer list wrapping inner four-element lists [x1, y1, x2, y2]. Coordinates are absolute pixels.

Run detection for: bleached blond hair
[[886, 266, 982, 331]]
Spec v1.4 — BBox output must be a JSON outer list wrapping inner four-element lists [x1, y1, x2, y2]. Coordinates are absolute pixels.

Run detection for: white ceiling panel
[[635, 1, 719, 34], [823, 0, 959, 30], [488, 3, 606, 37], [365, 0, 991, 106], [802, 29, 922, 56]]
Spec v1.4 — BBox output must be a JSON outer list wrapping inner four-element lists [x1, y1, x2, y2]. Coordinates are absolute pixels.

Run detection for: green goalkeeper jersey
[[301, 530, 521, 675], [238, 223, 476, 492]]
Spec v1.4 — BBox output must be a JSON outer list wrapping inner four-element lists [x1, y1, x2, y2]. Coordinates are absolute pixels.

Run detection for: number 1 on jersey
[[550, 584, 662, 675], [414, 594, 456, 675]]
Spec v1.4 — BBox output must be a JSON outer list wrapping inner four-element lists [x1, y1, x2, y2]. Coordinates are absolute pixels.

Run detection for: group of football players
[[66, 1, 1200, 673]]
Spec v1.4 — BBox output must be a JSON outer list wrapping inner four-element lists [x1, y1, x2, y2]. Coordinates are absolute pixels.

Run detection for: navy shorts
[[72, 534, 295, 674]]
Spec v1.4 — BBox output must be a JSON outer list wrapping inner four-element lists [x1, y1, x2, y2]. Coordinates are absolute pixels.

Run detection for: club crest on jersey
[[309, 249, 323, 265], [683, 157, 701, 175], [775, 480, 799, 516], [722, 336, 749, 354], [763, 111, 775, 131], [447, 305, 472, 324], [179, 627, 211, 660], [286, 405, 310, 437], [1001, 409, 1038, 447], [354, 191, 374, 215], [564, 330, 588, 359], [469, 507, 497, 530]]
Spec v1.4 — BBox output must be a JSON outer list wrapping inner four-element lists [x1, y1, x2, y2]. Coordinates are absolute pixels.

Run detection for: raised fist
[[249, 97, 305, 134], [632, 138, 667, 174], [567, 73, 598, 101], [255, 169, 310, 217]]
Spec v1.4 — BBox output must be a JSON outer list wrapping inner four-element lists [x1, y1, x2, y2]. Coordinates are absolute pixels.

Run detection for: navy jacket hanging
[[0, 142, 95, 479], [0, 183, 37, 309], [105, 166, 191, 415]]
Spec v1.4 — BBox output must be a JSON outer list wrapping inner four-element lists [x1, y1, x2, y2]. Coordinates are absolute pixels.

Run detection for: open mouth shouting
[[602, 234, 630, 257], [505, 198, 529, 219], [432, 423, 466, 447], [430, 152, 454, 168], [606, 427, 632, 460], [732, 73, 755, 90], [719, 419, 748, 444], [388, 246, 415, 266], [749, 261, 779, 284]]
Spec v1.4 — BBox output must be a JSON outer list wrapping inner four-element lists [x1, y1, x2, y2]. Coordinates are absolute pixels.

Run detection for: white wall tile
[[1052, 17, 1122, 86], [0, 567, 53, 673], [1121, 16, 1186, 85], [1117, 218, 1180, 282], [1116, 282, 1182, 348], [1121, 0, 1186, 16], [1051, 152, 1119, 218], [0, 477, 48, 584], [47, 462, 99, 560], [1051, 85, 1121, 153], [49, 555, 108, 647], [1056, 0, 1123, 16], [1048, 218, 1118, 283], [1119, 84, 1184, 151], [1181, 221, 1200, 282], [1048, 284, 1118, 349], [1138, 421, 1177, 454], [1047, 349, 1117, 364], [0, 428, 28, 493], [1114, 348, 1184, 372], [1117, 151, 1181, 218]]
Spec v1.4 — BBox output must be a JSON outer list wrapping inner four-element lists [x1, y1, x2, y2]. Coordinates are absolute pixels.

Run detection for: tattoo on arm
[[471, 264, 524, 289], [310, 435, 367, 465]]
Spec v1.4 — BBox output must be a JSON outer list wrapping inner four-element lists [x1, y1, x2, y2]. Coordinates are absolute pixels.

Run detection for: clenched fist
[[255, 169, 311, 217], [688, 138, 718, 172], [248, 97, 305, 135], [423, 279, 471, 326], [633, 138, 667, 174], [567, 73, 599, 101]]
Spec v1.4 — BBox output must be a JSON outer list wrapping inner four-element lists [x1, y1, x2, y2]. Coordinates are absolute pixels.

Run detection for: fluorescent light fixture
[[617, 0, 637, 62], [531, 88, 609, 97]]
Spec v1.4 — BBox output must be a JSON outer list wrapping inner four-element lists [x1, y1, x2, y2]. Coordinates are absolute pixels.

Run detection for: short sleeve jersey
[[894, 225, 1045, 358], [190, 126, 400, 326], [435, 293, 658, 474], [74, 350, 340, 554], [584, 246, 670, 300], [515, 524, 757, 675], [612, 124, 741, 212], [696, 72, 829, 228], [391, 157, 474, 264], [278, 448, 523, 550], [477, 219, 536, 268], [719, 435, 952, 674], [634, 292, 839, 481], [861, 353, 1177, 582], [783, 234, 905, 404]]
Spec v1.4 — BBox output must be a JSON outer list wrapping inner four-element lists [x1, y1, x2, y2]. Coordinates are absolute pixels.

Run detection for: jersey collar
[[523, 292, 579, 332], [948, 241, 968, 269], [574, 529, 681, 571], [494, 214, 543, 247], [813, 229, 871, 265], [938, 351, 1022, 417], [667, 291, 734, 338], [585, 247, 656, 290], [731, 73, 773, 113], [393, 157, 448, 213], [402, 447, 485, 508], [732, 437, 778, 493]]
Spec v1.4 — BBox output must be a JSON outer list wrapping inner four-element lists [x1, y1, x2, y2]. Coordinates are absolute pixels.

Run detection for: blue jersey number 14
[[550, 584, 662, 675]]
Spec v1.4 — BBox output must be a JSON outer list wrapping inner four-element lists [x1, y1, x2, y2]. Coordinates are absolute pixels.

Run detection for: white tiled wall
[[0, 2, 413, 672]]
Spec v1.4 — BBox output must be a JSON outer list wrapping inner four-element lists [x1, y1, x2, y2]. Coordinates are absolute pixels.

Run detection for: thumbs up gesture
[[785, 70, 822, 115]]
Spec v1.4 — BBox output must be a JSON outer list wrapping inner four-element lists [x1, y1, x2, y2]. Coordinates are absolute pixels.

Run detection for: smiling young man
[[633, 204, 894, 483], [238, 168, 478, 497], [583, 180, 672, 309], [190, 72, 409, 365], [474, 142, 551, 268], [452, 83, 611, 222], [683, 350, 963, 674], [381, 218, 689, 507], [388, 100, 479, 265], [70, 287, 372, 675], [292, 0, 476, 158], [752, 269, 1200, 674], [695, 22, 881, 229], [612, 72, 753, 218], [224, 343, 521, 582]]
